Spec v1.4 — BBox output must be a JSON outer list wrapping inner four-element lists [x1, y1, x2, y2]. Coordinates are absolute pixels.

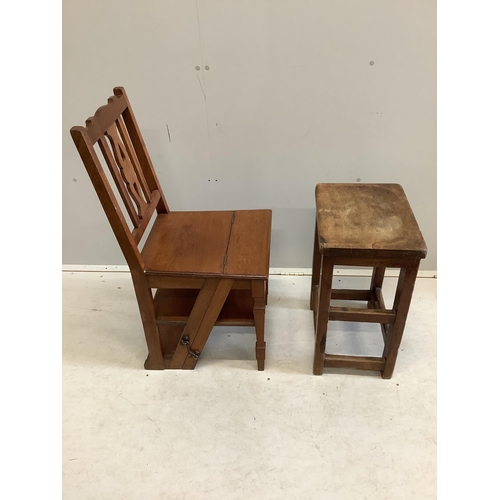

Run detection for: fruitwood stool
[[310, 183, 427, 379]]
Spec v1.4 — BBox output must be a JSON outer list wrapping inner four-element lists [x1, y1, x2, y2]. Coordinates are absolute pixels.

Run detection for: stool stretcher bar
[[324, 354, 386, 371], [328, 307, 396, 324]]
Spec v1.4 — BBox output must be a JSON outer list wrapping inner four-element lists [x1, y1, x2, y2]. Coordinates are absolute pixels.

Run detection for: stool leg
[[382, 262, 419, 379], [310, 219, 321, 310], [369, 267, 386, 308], [252, 280, 266, 371], [313, 256, 334, 375]]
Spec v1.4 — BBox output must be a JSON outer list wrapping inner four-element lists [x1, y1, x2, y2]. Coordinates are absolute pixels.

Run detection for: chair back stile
[[70, 87, 169, 272]]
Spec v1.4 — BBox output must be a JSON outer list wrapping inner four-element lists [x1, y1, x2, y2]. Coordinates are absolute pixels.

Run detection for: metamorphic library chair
[[70, 87, 272, 370]]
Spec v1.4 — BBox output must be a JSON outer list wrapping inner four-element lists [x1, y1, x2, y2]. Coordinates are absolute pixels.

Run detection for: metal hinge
[[180, 336, 199, 360]]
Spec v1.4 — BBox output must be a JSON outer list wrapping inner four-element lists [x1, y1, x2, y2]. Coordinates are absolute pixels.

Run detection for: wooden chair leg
[[310, 219, 321, 310], [313, 256, 334, 375], [252, 280, 266, 371], [131, 272, 165, 370], [382, 262, 419, 379]]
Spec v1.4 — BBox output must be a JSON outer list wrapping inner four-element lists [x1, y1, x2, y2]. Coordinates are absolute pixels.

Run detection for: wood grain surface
[[315, 183, 427, 259]]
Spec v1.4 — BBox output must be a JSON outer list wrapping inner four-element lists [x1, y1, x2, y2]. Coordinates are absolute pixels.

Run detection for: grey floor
[[62, 272, 436, 500]]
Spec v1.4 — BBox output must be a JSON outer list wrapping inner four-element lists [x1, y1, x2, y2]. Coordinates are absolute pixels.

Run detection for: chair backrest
[[70, 87, 169, 271]]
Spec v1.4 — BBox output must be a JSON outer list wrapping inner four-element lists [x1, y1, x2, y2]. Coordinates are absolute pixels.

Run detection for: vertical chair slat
[[104, 122, 149, 220], [98, 134, 141, 228], [115, 87, 169, 214], [115, 115, 152, 203]]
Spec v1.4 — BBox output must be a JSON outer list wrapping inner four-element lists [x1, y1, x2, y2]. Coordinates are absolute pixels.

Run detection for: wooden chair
[[310, 183, 427, 379], [70, 87, 272, 370]]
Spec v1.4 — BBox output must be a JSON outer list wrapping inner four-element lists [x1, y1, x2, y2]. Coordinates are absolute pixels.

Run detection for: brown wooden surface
[[169, 279, 221, 369], [130, 270, 165, 370], [329, 307, 396, 324], [158, 322, 186, 365], [142, 209, 271, 280], [182, 279, 234, 369], [104, 122, 149, 219], [311, 285, 319, 327], [131, 190, 161, 243], [330, 256, 423, 268], [84, 94, 128, 145], [71, 87, 271, 370], [313, 256, 334, 375], [224, 210, 272, 279], [370, 267, 386, 291], [382, 263, 420, 379], [330, 289, 371, 301], [97, 132, 141, 227], [324, 354, 386, 371], [374, 287, 386, 311], [310, 220, 321, 310], [116, 87, 170, 214], [252, 280, 267, 371], [146, 275, 252, 290], [369, 267, 386, 308], [115, 114, 152, 203], [311, 182, 426, 378], [70, 127, 146, 272], [142, 212, 233, 277], [311, 256, 422, 378], [311, 254, 423, 378], [315, 183, 427, 259], [154, 288, 255, 325]]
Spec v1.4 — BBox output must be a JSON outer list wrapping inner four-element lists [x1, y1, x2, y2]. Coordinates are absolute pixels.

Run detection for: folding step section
[[154, 288, 256, 364]]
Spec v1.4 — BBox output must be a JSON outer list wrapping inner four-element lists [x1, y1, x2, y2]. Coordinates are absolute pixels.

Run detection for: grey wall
[[63, 0, 436, 270]]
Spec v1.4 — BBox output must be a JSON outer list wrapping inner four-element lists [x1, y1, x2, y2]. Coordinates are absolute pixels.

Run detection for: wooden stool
[[310, 183, 427, 379]]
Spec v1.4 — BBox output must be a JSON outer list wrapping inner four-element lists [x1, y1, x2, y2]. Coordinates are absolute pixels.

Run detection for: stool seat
[[316, 183, 427, 259], [311, 183, 427, 379]]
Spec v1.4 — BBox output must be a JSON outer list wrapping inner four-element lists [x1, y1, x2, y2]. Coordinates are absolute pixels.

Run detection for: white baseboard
[[62, 264, 436, 278], [62, 264, 130, 273], [270, 268, 436, 278]]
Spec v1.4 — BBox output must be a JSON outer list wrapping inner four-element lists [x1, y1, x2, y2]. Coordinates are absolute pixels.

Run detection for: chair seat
[[142, 209, 272, 279]]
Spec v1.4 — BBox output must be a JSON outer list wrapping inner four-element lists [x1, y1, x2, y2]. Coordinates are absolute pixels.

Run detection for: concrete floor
[[62, 272, 436, 499]]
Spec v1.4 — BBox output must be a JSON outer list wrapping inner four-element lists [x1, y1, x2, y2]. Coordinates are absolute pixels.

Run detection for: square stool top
[[315, 183, 427, 260]]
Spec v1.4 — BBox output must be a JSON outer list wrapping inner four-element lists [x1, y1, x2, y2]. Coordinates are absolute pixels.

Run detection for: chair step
[[154, 288, 255, 326]]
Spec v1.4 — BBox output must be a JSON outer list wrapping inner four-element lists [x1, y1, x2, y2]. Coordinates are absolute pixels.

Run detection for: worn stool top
[[315, 183, 427, 259]]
